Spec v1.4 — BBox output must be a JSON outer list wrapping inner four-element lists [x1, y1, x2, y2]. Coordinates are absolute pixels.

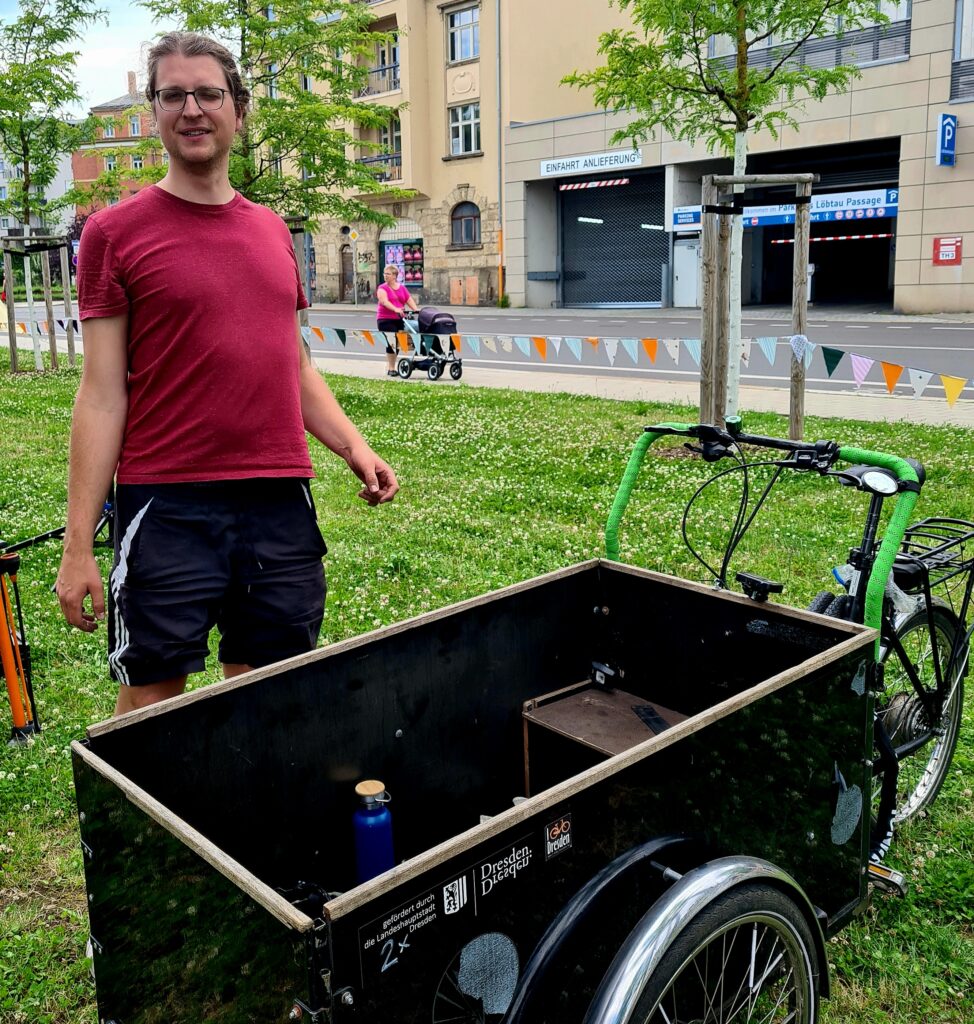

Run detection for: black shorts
[[378, 318, 404, 353], [108, 478, 327, 686]]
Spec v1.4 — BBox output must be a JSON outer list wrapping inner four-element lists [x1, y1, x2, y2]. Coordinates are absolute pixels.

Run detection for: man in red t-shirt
[[56, 31, 398, 716]]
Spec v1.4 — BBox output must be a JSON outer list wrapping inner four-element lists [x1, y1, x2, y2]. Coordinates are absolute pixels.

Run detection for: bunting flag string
[[293, 323, 971, 408]]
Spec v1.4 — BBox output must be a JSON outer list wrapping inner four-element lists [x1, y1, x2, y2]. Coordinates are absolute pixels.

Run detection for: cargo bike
[[72, 418, 971, 1024]]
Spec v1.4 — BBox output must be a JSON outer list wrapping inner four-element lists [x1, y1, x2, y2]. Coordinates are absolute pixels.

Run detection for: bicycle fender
[[581, 855, 830, 1024]]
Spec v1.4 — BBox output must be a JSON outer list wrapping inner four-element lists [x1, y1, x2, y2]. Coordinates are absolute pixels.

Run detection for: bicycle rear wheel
[[628, 883, 819, 1024], [878, 604, 966, 824]]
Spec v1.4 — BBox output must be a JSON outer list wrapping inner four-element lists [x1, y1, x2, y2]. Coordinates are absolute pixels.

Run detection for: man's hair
[[145, 32, 251, 118]]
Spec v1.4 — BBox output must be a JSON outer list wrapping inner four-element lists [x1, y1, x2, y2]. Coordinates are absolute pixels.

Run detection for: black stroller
[[396, 307, 464, 381]]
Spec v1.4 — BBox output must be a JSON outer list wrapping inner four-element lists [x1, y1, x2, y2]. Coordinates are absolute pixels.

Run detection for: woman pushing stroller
[[376, 264, 420, 376]]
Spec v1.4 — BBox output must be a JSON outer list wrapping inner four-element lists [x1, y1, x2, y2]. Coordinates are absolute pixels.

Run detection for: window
[[380, 117, 402, 153], [129, 115, 141, 136], [132, 155, 143, 171], [106, 155, 116, 172], [267, 63, 279, 99], [103, 122, 115, 138], [449, 103, 481, 155], [959, 0, 974, 57], [0, 186, 6, 200], [0, 217, 8, 229], [448, 5, 479, 62], [451, 202, 480, 245]]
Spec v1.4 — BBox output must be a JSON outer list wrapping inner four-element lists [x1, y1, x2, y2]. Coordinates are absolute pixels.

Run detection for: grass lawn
[[1, 350, 972, 1022]]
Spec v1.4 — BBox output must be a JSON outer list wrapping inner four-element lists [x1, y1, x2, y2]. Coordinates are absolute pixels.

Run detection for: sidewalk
[[311, 353, 974, 428]]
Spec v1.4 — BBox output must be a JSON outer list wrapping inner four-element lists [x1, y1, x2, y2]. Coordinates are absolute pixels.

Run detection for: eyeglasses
[[154, 87, 229, 112]]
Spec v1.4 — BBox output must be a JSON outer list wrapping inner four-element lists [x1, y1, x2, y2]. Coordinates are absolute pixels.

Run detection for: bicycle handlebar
[[605, 423, 923, 655]]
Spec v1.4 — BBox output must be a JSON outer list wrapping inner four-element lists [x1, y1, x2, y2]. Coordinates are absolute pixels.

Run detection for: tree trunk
[[724, 130, 747, 419]]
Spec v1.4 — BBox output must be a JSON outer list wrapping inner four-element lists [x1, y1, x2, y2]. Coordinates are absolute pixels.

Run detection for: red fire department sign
[[933, 236, 963, 266]]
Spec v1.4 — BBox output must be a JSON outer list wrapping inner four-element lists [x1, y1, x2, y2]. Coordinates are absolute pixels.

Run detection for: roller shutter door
[[561, 172, 666, 306]]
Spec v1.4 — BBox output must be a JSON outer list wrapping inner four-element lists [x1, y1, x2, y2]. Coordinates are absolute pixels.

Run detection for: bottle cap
[[356, 779, 386, 800]]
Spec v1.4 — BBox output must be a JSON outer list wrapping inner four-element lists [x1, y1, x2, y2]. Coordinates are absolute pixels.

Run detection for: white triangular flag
[[850, 353, 873, 389], [662, 338, 680, 364], [789, 334, 809, 365], [604, 338, 618, 366], [740, 337, 752, 366], [483, 336, 497, 353], [908, 367, 933, 399], [500, 337, 513, 353], [549, 336, 562, 357]]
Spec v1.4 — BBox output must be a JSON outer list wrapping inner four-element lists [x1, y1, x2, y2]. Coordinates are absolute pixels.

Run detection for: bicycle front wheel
[[629, 883, 819, 1024], [878, 605, 966, 824]]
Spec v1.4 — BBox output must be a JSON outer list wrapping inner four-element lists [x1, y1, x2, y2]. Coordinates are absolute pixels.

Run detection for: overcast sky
[[0, 1, 181, 115]]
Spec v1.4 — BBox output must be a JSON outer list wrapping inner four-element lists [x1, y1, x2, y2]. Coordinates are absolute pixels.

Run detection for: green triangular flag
[[822, 347, 845, 378]]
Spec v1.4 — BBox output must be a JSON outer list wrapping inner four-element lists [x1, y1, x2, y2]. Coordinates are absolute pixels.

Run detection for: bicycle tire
[[808, 591, 836, 615], [627, 882, 819, 1024], [876, 603, 966, 824]]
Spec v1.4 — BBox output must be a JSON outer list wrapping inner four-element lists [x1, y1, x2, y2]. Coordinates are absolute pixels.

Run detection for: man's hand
[[56, 550, 106, 631], [346, 445, 399, 506]]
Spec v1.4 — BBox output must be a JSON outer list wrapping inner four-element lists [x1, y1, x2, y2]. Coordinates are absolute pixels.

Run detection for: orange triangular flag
[[881, 362, 904, 393], [16, 322, 26, 333], [361, 330, 375, 346], [397, 331, 410, 352], [311, 326, 324, 341], [585, 336, 599, 348], [451, 333, 462, 352], [532, 335, 547, 360], [641, 338, 658, 363], [941, 374, 967, 407]]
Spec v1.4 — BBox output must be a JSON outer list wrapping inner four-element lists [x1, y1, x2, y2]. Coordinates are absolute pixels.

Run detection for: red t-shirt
[[78, 185, 312, 484]]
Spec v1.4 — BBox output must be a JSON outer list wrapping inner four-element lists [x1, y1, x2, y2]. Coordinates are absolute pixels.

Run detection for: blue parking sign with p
[[937, 114, 957, 167]]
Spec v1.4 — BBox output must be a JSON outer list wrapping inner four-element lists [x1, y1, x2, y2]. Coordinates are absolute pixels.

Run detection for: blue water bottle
[[353, 780, 394, 883]]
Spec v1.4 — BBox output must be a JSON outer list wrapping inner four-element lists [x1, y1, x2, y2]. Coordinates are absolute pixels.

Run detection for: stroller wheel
[[397, 359, 412, 379], [428, 361, 443, 381], [449, 361, 463, 380]]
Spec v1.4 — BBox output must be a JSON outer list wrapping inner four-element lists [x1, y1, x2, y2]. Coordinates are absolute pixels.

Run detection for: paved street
[[306, 304, 974, 402]]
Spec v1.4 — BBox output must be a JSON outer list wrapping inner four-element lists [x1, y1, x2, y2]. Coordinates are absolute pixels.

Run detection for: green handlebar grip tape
[[839, 445, 920, 658], [605, 423, 692, 561]]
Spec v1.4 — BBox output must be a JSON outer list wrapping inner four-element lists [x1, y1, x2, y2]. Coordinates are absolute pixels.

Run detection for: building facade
[[72, 72, 163, 214], [503, 0, 973, 314], [312, 0, 503, 306], [314, 0, 971, 313]]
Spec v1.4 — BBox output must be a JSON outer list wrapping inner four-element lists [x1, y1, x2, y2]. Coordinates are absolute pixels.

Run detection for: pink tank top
[[377, 282, 410, 320]]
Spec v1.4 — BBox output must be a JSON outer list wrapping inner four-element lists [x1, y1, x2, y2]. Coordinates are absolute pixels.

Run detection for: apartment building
[[317, 0, 971, 313], [313, 0, 502, 305], [0, 151, 74, 236], [72, 72, 163, 213]]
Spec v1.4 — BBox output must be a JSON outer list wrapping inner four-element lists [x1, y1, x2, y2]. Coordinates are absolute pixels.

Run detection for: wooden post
[[790, 181, 812, 440], [59, 245, 76, 367], [39, 250, 59, 370], [713, 209, 731, 428], [699, 176, 717, 425], [3, 250, 17, 374]]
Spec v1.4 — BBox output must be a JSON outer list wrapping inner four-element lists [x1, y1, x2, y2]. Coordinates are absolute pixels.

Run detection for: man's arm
[[57, 315, 129, 631], [297, 322, 398, 506]]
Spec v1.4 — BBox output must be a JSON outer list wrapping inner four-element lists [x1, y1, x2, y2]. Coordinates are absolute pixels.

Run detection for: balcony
[[358, 64, 400, 96], [358, 152, 402, 182], [711, 19, 911, 73]]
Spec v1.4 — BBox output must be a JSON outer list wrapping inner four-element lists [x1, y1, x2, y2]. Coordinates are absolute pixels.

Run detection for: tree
[[142, 0, 409, 227], [565, 0, 895, 416], [0, 0, 104, 231]]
